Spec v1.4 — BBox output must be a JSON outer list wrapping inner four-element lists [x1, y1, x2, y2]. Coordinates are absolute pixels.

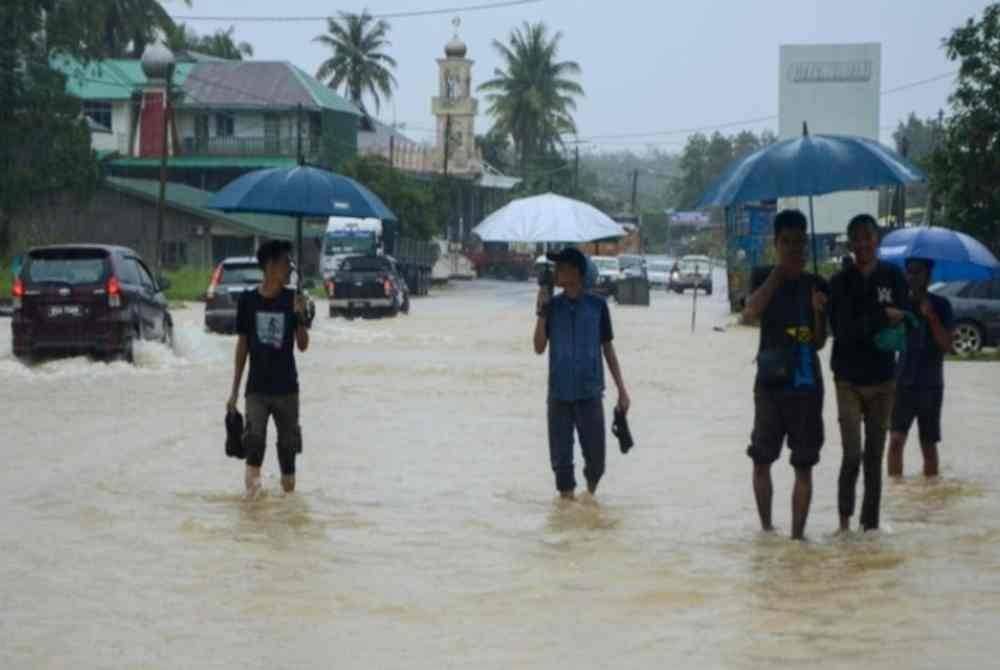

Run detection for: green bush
[[0, 261, 12, 298], [162, 266, 211, 302]]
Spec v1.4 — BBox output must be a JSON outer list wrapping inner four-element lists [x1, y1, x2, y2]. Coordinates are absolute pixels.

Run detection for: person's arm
[[602, 342, 630, 412], [742, 266, 782, 324], [533, 289, 550, 355], [812, 282, 829, 350], [228, 335, 249, 411], [294, 293, 309, 352], [923, 298, 954, 354]]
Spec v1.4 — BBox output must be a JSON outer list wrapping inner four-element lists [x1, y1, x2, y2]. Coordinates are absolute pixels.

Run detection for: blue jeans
[[547, 398, 606, 492]]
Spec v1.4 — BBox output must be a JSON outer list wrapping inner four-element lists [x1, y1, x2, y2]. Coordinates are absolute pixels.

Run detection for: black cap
[[546, 247, 587, 277]]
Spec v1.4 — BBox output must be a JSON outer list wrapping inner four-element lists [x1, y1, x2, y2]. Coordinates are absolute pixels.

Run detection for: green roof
[[290, 65, 360, 116], [52, 57, 193, 100], [104, 177, 325, 240], [109, 156, 299, 169]]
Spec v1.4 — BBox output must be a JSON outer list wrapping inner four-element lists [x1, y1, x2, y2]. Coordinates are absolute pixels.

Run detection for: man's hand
[[536, 287, 552, 317], [812, 288, 828, 314], [919, 299, 937, 322], [617, 388, 631, 414], [885, 307, 905, 325], [226, 393, 237, 414]]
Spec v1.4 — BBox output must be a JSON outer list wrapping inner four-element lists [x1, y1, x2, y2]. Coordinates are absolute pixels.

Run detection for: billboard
[[779, 43, 881, 236]]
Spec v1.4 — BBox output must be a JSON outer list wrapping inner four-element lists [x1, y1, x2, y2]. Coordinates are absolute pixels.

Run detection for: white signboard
[[778, 43, 881, 235]]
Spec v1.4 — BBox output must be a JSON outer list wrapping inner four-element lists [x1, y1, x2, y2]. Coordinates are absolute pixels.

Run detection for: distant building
[[778, 43, 881, 235]]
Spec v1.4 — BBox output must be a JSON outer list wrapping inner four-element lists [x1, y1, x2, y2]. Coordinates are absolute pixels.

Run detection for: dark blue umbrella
[[207, 165, 397, 288], [697, 124, 927, 273], [879, 226, 1000, 282]]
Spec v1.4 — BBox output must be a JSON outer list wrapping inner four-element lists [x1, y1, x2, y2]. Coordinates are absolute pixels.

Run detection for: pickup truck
[[326, 254, 410, 319]]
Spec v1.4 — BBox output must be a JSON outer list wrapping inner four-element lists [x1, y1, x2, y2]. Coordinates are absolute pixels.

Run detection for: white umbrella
[[473, 192, 627, 243]]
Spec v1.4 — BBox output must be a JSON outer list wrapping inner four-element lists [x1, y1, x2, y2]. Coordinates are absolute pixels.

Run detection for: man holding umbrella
[[534, 247, 630, 499]]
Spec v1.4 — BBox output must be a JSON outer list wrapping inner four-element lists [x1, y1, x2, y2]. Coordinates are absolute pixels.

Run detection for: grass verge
[[947, 349, 1000, 362]]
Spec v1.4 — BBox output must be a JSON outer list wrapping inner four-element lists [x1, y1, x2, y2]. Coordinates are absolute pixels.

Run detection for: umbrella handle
[[808, 196, 819, 276]]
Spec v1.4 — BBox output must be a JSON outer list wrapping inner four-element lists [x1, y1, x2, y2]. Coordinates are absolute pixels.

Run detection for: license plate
[[48, 305, 82, 317]]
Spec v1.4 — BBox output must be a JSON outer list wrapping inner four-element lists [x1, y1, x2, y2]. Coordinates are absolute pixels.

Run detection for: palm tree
[[479, 22, 584, 173], [313, 12, 398, 115], [168, 24, 254, 60], [96, 0, 190, 58]]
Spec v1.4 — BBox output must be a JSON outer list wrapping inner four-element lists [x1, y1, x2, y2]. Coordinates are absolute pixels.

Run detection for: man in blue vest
[[534, 247, 631, 499]]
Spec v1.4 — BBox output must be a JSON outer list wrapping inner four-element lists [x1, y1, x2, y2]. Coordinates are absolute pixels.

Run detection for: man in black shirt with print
[[227, 241, 310, 496], [743, 210, 828, 540], [828, 214, 908, 531]]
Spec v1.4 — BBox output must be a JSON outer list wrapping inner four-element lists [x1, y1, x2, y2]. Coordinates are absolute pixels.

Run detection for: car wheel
[[706, 287, 713, 296], [953, 321, 984, 355], [162, 319, 174, 350], [401, 294, 410, 314]]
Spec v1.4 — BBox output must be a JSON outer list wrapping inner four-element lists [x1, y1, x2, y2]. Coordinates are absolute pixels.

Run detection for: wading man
[[888, 258, 954, 478], [828, 214, 908, 531], [743, 210, 828, 540], [227, 241, 310, 496], [534, 248, 630, 499]]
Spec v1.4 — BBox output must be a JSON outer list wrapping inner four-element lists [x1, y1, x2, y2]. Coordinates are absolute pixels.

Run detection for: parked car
[[668, 255, 713, 295], [931, 277, 1000, 354], [646, 258, 675, 288], [204, 256, 315, 334], [619, 254, 647, 278], [591, 256, 623, 296], [326, 254, 410, 319], [11, 245, 172, 363]]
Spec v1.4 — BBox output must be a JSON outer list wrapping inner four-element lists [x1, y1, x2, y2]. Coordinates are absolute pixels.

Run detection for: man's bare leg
[[920, 441, 939, 478], [888, 431, 907, 477], [753, 463, 775, 532], [791, 467, 812, 540], [281, 475, 296, 493], [245, 465, 262, 496]]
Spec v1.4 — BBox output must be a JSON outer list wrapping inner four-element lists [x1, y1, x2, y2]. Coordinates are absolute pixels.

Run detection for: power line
[[171, 0, 543, 23], [571, 70, 959, 144]]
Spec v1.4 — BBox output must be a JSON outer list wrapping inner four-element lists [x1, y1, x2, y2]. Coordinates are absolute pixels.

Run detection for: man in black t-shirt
[[227, 241, 310, 496], [742, 209, 829, 540]]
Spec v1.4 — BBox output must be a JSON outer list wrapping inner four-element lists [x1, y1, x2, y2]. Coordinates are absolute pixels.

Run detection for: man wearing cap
[[887, 257, 954, 478], [534, 247, 630, 499]]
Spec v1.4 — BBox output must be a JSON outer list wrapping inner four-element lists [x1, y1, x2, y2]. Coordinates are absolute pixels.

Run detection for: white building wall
[[778, 43, 881, 235]]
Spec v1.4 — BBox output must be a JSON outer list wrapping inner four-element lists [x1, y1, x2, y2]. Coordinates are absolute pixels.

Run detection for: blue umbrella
[[207, 165, 398, 288], [879, 226, 1000, 282], [697, 124, 927, 273]]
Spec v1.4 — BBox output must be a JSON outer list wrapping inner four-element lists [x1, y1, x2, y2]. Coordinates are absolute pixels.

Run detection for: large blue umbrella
[[207, 165, 397, 288], [697, 124, 927, 273], [879, 226, 1000, 282]]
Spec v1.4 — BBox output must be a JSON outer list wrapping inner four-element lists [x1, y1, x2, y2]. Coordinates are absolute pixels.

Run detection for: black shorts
[[891, 386, 943, 444], [748, 389, 824, 468]]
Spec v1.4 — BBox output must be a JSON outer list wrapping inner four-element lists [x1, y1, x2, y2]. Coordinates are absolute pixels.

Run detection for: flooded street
[[2, 278, 999, 669]]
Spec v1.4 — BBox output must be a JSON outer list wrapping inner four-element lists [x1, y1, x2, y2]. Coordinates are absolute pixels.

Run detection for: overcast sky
[[165, 0, 994, 153]]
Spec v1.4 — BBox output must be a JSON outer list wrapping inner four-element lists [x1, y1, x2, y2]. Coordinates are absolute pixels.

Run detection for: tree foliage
[[479, 22, 584, 173], [93, 0, 189, 58], [338, 156, 445, 240], [314, 12, 398, 115], [929, 3, 1000, 251], [668, 129, 776, 210], [0, 0, 101, 256], [166, 23, 254, 60]]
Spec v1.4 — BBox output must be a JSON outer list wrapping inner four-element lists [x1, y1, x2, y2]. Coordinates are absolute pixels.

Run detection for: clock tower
[[432, 18, 479, 175]]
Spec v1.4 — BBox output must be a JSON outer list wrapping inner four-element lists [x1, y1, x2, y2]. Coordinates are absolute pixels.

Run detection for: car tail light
[[325, 279, 335, 297], [206, 265, 223, 300], [383, 278, 393, 297], [107, 275, 122, 308], [12, 277, 24, 310]]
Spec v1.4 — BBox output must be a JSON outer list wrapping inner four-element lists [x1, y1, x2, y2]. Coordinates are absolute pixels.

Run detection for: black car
[[326, 255, 410, 319], [668, 255, 714, 295], [204, 256, 315, 334], [11, 245, 172, 363], [931, 277, 1000, 354]]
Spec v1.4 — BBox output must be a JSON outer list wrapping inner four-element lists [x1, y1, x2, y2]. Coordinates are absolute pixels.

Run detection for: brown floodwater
[[1, 277, 998, 668]]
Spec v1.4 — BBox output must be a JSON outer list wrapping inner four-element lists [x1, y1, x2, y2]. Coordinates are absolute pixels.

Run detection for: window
[[134, 259, 156, 289], [194, 114, 210, 145], [215, 112, 235, 138], [83, 101, 112, 131], [119, 257, 141, 286], [963, 281, 994, 300]]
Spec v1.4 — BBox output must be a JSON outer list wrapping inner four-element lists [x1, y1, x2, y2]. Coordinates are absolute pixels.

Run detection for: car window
[[134, 259, 156, 290], [221, 263, 264, 285], [25, 249, 108, 285], [119, 257, 142, 286], [962, 281, 993, 300], [993, 278, 1000, 300]]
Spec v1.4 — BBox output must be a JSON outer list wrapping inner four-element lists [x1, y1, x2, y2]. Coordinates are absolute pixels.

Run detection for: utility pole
[[389, 134, 395, 167], [573, 146, 580, 194], [296, 103, 304, 166], [154, 57, 175, 279], [630, 168, 639, 215]]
